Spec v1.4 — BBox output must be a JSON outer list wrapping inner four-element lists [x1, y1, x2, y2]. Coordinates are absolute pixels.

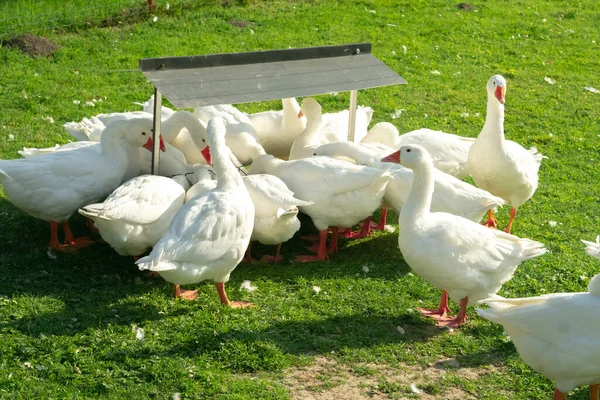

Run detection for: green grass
[[1, 0, 600, 398]]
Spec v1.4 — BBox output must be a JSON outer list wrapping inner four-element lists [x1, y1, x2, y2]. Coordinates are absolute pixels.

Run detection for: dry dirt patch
[[3, 34, 59, 57], [284, 356, 502, 400]]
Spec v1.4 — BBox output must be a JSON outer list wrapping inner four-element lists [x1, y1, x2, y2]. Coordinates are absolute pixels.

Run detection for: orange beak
[[201, 145, 212, 165], [143, 135, 166, 152], [381, 150, 400, 163], [298, 110, 303, 118], [495, 85, 505, 104]]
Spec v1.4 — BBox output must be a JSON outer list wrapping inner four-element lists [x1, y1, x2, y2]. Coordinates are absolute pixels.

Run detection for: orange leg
[[553, 389, 567, 400], [504, 207, 517, 234], [372, 208, 388, 231], [437, 297, 469, 327], [417, 290, 453, 320], [215, 282, 253, 308], [591, 384, 599, 400], [242, 242, 255, 264], [482, 209, 497, 228], [260, 243, 283, 265], [62, 221, 95, 248], [49, 221, 61, 250], [344, 217, 372, 239], [174, 284, 198, 300], [296, 230, 329, 262]]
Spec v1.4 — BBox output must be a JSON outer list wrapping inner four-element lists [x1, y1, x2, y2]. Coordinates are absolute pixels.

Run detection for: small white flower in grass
[[475, 112, 480, 117], [544, 77, 556, 84], [542, 18, 547, 22], [250, 29, 254, 35], [21, 90, 27, 99], [362, 265, 370, 273], [329, 92, 338, 96], [387, 24, 396, 27], [396, 326, 405, 334], [84, 101, 95, 107], [548, 220, 557, 227], [580, 275, 588, 281], [23, 362, 32, 368], [402, 45, 407, 53], [172, 393, 181, 400], [240, 280, 257, 292], [430, 70, 441, 75], [384, 225, 396, 233], [47, 249, 57, 259], [365, 8, 376, 13], [461, 112, 470, 117], [312, 286, 321, 294], [549, 133, 553, 137], [34, 73, 39, 77], [391, 50, 396, 56], [585, 87, 600, 94], [166, 3, 170, 10], [152, 15, 158, 22], [8, 372, 12, 379], [73, 100, 80, 105], [410, 383, 423, 394], [424, 113, 428, 119], [7, 134, 14, 141], [136, 328, 145, 340], [42, 116, 54, 124], [390, 109, 405, 119]]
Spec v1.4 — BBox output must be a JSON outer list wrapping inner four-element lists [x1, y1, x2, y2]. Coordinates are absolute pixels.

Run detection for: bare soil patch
[[284, 356, 503, 399], [3, 34, 59, 57]]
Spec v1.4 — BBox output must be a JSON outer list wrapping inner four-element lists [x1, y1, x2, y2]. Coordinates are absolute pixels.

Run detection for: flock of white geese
[[1, 74, 598, 399]]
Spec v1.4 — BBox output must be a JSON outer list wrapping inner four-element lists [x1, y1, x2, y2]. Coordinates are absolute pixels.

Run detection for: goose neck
[[211, 131, 244, 189], [480, 96, 505, 144], [399, 161, 434, 226]]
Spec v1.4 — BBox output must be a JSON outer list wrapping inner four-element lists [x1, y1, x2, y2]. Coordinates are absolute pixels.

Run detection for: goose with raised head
[[477, 238, 600, 400], [78, 175, 186, 257], [136, 118, 255, 307], [467, 75, 545, 233], [314, 141, 505, 234], [194, 104, 265, 165], [381, 145, 546, 327], [0, 118, 164, 251], [248, 154, 391, 262], [248, 98, 306, 159]]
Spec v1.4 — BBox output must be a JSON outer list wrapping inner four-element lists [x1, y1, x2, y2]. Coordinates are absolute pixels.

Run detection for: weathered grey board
[[140, 43, 406, 107]]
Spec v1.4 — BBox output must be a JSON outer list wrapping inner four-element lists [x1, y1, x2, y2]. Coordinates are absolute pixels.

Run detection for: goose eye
[[406, 149, 411, 153], [202, 139, 206, 143], [313, 153, 317, 156], [142, 132, 147, 136]]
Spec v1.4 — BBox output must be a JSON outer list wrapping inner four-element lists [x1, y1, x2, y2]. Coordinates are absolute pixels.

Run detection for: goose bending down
[[476, 238, 600, 400], [320, 102, 373, 144], [185, 163, 312, 264], [194, 104, 265, 165], [78, 175, 186, 257], [467, 75, 545, 233], [248, 154, 391, 262], [248, 98, 306, 160], [0, 118, 164, 251], [360, 122, 402, 149], [136, 118, 255, 307], [381, 145, 546, 327], [314, 141, 505, 234]]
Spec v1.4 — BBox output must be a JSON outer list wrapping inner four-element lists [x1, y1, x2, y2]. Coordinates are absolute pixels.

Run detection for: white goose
[[248, 98, 306, 160], [320, 102, 373, 144], [78, 175, 187, 257], [136, 118, 255, 307], [0, 118, 162, 251], [476, 237, 600, 400], [185, 161, 311, 264], [381, 145, 546, 327], [248, 154, 391, 262], [314, 141, 505, 233], [194, 104, 265, 165], [467, 75, 545, 233]]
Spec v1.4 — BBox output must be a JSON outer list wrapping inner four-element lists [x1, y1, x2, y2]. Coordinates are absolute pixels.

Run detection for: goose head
[[487, 75, 507, 105], [298, 97, 322, 119], [380, 144, 432, 170], [116, 118, 166, 152]]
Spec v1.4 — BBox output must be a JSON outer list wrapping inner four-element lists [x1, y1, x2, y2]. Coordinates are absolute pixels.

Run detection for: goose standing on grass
[[248, 154, 391, 262], [381, 145, 546, 327], [78, 175, 187, 258], [467, 75, 544, 233], [476, 237, 600, 400], [248, 98, 306, 159], [0, 118, 163, 251], [136, 118, 255, 307]]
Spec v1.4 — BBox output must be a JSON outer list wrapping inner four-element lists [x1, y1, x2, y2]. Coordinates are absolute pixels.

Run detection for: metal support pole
[[347, 89, 358, 142], [151, 88, 162, 175]]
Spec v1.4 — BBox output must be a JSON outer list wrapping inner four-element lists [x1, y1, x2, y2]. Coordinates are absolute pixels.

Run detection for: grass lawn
[[1, 0, 600, 398]]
